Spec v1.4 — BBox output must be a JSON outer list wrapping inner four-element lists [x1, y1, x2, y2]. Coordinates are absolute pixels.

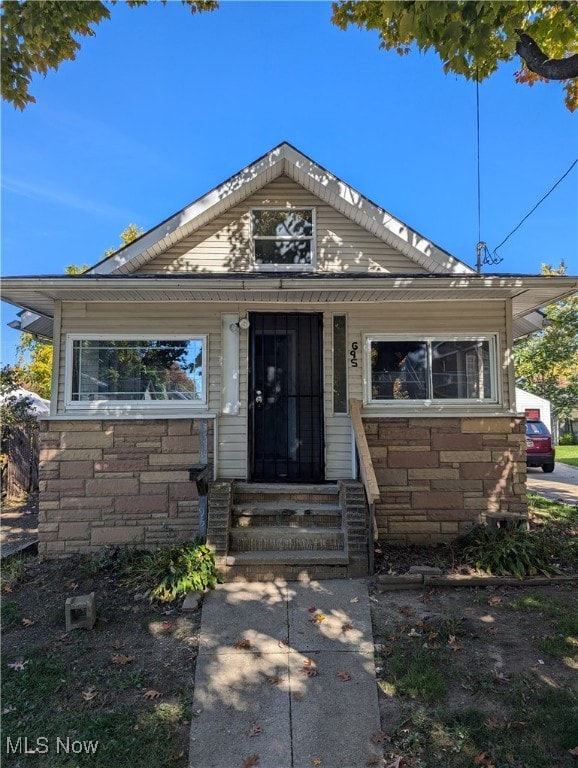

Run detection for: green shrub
[[122, 540, 217, 602], [454, 525, 559, 579], [558, 432, 576, 445]]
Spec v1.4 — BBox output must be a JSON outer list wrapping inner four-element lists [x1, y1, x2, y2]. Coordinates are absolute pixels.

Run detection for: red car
[[526, 419, 556, 473]]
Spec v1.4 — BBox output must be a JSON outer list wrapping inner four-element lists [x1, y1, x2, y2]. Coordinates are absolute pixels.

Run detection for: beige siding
[[57, 298, 511, 481], [138, 177, 426, 276]]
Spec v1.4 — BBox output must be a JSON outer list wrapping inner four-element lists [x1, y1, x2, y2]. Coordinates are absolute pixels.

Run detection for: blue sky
[[2, 0, 577, 364]]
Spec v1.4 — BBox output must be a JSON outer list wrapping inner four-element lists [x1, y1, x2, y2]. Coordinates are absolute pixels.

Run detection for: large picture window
[[67, 335, 206, 406], [367, 336, 497, 404], [251, 208, 314, 268]]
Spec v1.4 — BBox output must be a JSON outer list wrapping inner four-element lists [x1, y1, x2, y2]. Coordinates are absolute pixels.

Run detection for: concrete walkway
[[527, 462, 578, 506], [188, 579, 382, 768]]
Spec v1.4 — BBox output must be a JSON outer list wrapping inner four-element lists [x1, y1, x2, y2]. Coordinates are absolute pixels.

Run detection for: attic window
[[251, 208, 314, 268]]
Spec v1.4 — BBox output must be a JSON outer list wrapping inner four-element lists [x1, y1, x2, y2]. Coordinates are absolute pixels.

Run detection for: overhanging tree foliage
[[1, 0, 218, 109], [514, 262, 578, 424], [331, 1, 578, 111], [15, 225, 143, 398]]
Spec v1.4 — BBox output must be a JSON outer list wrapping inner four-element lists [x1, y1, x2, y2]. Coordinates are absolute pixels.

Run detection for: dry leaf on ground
[[7, 660, 28, 671], [473, 753, 495, 767], [111, 654, 135, 665], [370, 730, 389, 744], [300, 666, 319, 677], [267, 675, 283, 685], [568, 746, 578, 756], [448, 635, 463, 651], [492, 669, 510, 684], [293, 691, 303, 702], [312, 759, 322, 766], [337, 671, 352, 681], [312, 614, 326, 624], [342, 623, 354, 633], [243, 754, 260, 768], [233, 639, 252, 650], [143, 689, 162, 700], [82, 687, 98, 702], [307, 606, 318, 613], [488, 596, 502, 607], [21, 618, 35, 628], [111, 640, 125, 650], [248, 723, 263, 737]]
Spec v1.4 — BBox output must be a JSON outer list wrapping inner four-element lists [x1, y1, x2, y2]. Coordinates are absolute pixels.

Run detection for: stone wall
[[38, 419, 213, 556], [364, 416, 527, 544]]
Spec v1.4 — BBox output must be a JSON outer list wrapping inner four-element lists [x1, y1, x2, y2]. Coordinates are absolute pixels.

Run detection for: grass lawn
[[556, 444, 578, 467]]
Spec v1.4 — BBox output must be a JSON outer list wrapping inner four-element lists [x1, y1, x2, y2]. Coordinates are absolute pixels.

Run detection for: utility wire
[[493, 157, 578, 259]]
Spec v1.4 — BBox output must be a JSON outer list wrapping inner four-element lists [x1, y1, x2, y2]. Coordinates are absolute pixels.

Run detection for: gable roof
[[87, 142, 474, 277]]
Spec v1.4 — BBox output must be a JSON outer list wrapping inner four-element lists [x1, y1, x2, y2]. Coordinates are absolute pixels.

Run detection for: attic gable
[[89, 143, 473, 276]]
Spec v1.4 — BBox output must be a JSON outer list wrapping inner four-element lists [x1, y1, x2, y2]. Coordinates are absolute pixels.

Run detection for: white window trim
[[64, 333, 208, 411], [251, 206, 316, 271], [363, 333, 501, 408]]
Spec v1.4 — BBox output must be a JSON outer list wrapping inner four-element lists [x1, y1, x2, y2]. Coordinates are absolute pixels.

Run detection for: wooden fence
[[2, 425, 39, 499]]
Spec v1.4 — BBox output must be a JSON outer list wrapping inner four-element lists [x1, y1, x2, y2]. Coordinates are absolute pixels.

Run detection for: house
[[3, 143, 577, 578], [515, 388, 552, 434]]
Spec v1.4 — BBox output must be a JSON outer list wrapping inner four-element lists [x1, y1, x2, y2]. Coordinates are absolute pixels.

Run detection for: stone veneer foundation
[[38, 419, 213, 556], [364, 416, 527, 544]]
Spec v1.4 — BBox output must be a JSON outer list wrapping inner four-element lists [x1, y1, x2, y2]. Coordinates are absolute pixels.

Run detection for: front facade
[[4, 144, 577, 568]]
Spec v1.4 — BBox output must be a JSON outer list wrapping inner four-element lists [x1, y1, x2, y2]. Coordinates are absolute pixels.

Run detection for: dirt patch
[[1, 555, 201, 767], [369, 580, 578, 767]]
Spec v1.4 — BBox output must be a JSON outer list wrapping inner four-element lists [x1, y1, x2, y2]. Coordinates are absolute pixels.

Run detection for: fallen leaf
[[300, 666, 319, 677], [312, 759, 322, 766], [492, 669, 509, 685], [248, 723, 263, 737], [143, 689, 162, 700], [486, 627, 498, 635], [67, 581, 79, 591], [243, 754, 260, 768], [307, 606, 318, 613], [342, 623, 354, 633], [111, 640, 126, 650], [82, 687, 98, 702], [448, 635, 463, 652], [267, 675, 283, 685], [312, 614, 326, 624], [473, 753, 495, 767], [293, 691, 303, 702], [428, 630, 439, 639], [485, 716, 501, 729], [370, 730, 388, 744], [506, 720, 526, 730], [161, 621, 172, 631], [568, 746, 578, 756], [350, 597, 359, 603], [278, 637, 288, 648], [337, 671, 352, 681], [366, 757, 382, 767], [303, 657, 314, 667], [488, 596, 502, 607], [21, 618, 35, 628], [398, 605, 413, 616], [385, 758, 407, 768], [111, 654, 135, 665], [7, 660, 28, 671], [233, 639, 252, 650]]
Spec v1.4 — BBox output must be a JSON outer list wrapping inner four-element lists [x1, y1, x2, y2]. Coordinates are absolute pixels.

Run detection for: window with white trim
[[67, 335, 206, 406], [366, 336, 497, 404], [251, 208, 314, 268]]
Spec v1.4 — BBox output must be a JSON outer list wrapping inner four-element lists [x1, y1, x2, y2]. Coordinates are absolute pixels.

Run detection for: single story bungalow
[[3, 143, 577, 579]]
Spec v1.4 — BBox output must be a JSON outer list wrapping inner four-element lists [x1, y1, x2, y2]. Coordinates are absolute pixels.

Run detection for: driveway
[[526, 462, 578, 506]]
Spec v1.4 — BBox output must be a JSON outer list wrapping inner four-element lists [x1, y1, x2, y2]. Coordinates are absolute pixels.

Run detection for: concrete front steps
[[223, 483, 352, 581]]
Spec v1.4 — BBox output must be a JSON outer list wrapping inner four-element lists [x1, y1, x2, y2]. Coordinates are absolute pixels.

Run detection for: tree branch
[[516, 30, 578, 80]]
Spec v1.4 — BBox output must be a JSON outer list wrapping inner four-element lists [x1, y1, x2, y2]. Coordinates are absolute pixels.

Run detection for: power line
[[493, 157, 578, 259]]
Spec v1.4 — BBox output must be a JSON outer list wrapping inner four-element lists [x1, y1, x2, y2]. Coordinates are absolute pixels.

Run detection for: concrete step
[[229, 526, 345, 553], [233, 482, 339, 505], [225, 550, 349, 567], [232, 501, 342, 528]]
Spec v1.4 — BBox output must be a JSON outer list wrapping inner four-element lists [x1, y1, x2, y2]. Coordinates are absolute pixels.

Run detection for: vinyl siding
[[57, 299, 511, 480], [138, 177, 427, 276]]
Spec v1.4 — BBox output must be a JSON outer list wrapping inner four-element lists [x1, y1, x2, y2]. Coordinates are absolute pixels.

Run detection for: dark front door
[[249, 313, 324, 482]]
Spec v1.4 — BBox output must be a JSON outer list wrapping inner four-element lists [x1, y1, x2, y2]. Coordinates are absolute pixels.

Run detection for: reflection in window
[[369, 338, 494, 402], [252, 209, 314, 266], [70, 338, 205, 403], [333, 315, 347, 413]]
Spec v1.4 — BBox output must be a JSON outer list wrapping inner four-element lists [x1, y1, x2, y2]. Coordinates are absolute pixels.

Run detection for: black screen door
[[249, 313, 324, 482]]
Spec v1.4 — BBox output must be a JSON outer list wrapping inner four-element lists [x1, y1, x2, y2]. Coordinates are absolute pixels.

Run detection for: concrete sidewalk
[[188, 579, 382, 768]]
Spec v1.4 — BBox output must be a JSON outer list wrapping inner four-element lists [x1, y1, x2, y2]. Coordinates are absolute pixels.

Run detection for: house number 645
[[350, 342, 359, 367]]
